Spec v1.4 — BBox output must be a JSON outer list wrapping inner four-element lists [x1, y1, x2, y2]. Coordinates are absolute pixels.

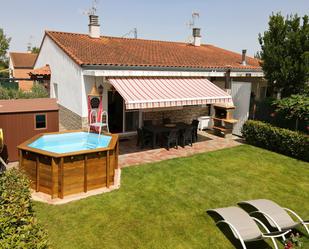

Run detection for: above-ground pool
[[18, 131, 119, 199], [28, 132, 112, 154]]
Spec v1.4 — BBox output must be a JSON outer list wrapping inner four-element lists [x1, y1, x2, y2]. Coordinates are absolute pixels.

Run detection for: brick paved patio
[[119, 131, 242, 168]]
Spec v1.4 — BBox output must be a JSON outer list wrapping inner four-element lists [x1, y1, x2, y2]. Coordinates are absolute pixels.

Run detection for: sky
[[1, 0, 308, 56]]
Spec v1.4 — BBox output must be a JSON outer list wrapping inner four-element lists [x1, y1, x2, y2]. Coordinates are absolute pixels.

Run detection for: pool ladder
[[86, 110, 109, 148]]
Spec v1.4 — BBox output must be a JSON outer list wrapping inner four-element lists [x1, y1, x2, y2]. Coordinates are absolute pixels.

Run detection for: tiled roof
[[0, 98, 58, 113], [9, 52, 37, 68], [29, 65, 51, 76], [45, 31, 261, 70]]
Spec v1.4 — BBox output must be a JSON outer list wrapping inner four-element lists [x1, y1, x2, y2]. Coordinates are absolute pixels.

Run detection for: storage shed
[[0, 98, 59, 161]]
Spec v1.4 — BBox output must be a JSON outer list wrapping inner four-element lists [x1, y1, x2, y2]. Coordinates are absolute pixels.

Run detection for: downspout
[[225, 68, 231, 90]]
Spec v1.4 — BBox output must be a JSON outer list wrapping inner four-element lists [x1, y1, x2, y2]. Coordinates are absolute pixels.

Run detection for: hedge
[[242, 120, 309, 162], [0, 169, 48, 248]]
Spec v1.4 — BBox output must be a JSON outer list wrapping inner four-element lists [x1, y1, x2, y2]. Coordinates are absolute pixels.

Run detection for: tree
[[31, 46, 40, 54], [274, 94, 309, 130], [0, 28, 11, 64], [258, 13, 309, 98]]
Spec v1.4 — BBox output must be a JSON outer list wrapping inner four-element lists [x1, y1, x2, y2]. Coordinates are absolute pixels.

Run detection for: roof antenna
[[27, 35, 33, 53], [187, 12, 200, 29], [83, 0, 99, 16], [122, 28, 138, 39], [186, 12, 200, 43]]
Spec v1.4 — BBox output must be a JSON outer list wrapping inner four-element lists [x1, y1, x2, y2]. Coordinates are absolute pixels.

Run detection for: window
[[35, 114, 47, 129]]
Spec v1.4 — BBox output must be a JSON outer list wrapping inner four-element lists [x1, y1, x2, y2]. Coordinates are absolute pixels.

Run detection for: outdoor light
[[98, 84, 104, 95]]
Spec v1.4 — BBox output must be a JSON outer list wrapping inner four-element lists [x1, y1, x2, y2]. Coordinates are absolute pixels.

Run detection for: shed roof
[[0, 98, 59, 114], [9, 52, 37, 69]]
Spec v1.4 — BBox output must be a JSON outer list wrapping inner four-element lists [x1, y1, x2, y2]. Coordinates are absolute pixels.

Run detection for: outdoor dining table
[[143, 122, 190, 148]]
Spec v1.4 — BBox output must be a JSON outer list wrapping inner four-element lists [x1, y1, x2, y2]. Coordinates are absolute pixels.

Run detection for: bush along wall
[[0, 169, 48, 248], [242, 120, 309, 162]]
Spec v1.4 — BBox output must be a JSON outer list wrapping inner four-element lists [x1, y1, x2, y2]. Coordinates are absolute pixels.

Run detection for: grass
[[35, 145, 309, 249]]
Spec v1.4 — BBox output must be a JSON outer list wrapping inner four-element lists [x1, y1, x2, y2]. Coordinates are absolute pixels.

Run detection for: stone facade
[[59, 104, 83, 130], [142, 106, 210, 125]]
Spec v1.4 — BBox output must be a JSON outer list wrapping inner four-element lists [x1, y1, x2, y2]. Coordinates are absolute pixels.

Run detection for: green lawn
[[35, 145, 309, 249]]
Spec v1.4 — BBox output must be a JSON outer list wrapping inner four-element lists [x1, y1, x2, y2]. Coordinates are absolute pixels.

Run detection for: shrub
[[0, 83, 49, 100], [242, 120, 309, 161], [0, 169, 48, 248]]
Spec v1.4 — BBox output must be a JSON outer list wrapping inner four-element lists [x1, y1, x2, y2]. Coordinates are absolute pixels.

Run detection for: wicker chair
[[136, 128, 152, 149], [191, 119, 199, 142], [163, 129, 178, 150], [181, 126, 193, 147]]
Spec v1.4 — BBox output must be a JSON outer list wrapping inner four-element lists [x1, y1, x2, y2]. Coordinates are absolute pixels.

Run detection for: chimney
[[242, 49, 247, 66], [88, 15, 100, 39], [192, 28, 201, 47]]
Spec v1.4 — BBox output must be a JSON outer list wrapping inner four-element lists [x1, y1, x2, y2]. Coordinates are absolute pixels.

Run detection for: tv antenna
[[122, 28, 138, 39], [83, 0, 99, 16], [187, 12, 200, 29], [27, 35, 33, 52], [185, 12, 200, 43]]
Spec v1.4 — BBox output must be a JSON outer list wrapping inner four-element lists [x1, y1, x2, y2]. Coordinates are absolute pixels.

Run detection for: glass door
[[124, 110, 140, 132]]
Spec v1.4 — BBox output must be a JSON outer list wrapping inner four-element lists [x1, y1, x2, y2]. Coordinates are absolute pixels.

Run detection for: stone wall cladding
[[143, 106, 210, 125], [59, 105, 82, 130]]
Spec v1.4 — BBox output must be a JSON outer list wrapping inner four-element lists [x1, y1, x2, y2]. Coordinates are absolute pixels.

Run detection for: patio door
[[231, 81, 251, 136], [108, 91, 123, 133], [124, 110, 139, 132], [108, 91, 140, 133]]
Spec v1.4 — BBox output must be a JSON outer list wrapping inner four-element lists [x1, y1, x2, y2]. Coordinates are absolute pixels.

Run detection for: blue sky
[[1, 0, 308, 56]]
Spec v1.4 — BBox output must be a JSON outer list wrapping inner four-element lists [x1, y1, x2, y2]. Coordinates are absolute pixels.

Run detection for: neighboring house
[[34, 15, 266, 135], [9, 52, 37, 91], [0, 98, 59, 161], [29, 64, 51, 93]]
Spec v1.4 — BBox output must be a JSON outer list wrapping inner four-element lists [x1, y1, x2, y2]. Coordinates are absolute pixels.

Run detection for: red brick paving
[[119, 131, 242, 168]]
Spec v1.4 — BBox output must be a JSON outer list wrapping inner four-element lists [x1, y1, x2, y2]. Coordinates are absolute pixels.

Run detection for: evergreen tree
[[258, 13, 309, 97]]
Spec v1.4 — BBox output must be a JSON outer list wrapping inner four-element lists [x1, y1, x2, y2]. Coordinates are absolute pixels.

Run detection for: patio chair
[[207, 206, 290, 249], [180, 126, 193, 147], [191, 119, 199, 142], [163, 129, 178, 150], [136, 128, 152, 149], [238, 199, 309, 239], [143, 120, 153, 127]]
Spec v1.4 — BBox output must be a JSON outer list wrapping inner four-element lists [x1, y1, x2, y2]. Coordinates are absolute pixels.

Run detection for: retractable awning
[[108, 77, 233, 110]]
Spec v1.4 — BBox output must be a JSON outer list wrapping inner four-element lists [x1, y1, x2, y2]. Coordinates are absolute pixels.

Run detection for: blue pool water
[[28, 132, 112, 154]]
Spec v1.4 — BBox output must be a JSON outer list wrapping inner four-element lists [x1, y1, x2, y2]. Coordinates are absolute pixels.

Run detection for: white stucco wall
[[34, 36, 83, 116]]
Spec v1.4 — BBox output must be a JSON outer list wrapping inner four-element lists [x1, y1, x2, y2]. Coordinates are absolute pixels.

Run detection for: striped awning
[[108, 77, 233, 110]]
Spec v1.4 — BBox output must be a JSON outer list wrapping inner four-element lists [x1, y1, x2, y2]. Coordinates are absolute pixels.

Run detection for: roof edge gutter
[[81, 64, 263, 73]]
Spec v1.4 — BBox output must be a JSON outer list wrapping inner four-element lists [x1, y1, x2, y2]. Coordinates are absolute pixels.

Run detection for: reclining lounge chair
[[207, 206, 290, 249], [238, 199, 309, 239]]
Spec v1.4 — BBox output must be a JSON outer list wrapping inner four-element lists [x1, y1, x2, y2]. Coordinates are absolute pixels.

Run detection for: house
[[34, 15, 266, 136], [0, 98, 59, 161], [28, 64, 51, 93], [9, 52, 37, 91]]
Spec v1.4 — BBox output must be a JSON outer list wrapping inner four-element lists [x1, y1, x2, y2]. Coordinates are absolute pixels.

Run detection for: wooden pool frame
[[17, 130, 119, 199]]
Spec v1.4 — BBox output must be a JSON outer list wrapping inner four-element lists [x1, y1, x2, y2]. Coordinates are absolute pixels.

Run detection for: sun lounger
[[207, 206, 290, 249], [238, 199, 309, 239]]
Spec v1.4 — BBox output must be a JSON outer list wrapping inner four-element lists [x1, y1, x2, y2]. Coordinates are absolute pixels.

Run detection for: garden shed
[[0, 98, 59, 161]]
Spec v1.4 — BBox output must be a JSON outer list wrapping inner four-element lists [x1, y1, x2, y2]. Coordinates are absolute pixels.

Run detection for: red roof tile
[[45, 31, 261, 70], [9, 52, 37, 68], [29, 65, 51, 76]]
